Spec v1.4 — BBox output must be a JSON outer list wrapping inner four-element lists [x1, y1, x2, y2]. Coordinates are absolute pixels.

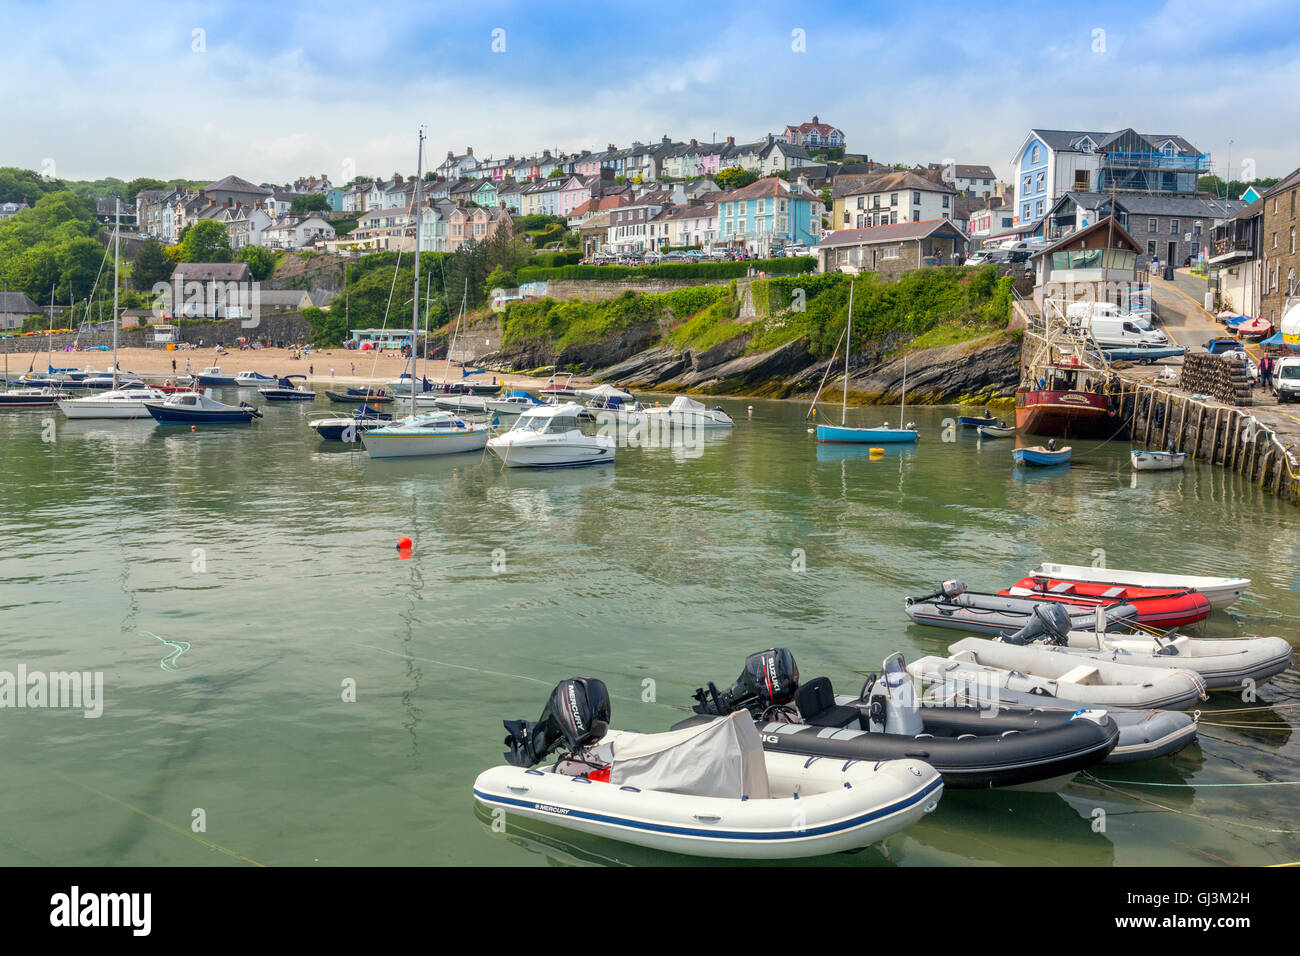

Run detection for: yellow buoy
[[869, 447, 884, 459]]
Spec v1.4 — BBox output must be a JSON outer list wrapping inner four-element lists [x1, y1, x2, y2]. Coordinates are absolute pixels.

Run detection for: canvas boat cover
[[668, 395, 707, 412], [578, 384, 633, 401], [608, 712, 770, 799]]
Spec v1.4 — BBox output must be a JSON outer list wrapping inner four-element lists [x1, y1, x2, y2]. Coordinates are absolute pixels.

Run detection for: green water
[[0, 393, 1296, 867]]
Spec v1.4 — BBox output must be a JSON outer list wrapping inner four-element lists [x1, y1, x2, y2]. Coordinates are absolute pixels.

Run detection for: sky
[[3, 0, 1300, 187]]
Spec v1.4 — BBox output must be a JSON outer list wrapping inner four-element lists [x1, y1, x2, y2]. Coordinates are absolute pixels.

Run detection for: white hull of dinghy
[[930, 641, 1208, 710], [1059, 631, 1294, 690], [473, 747, 941, 859], [1032, 562, 1249, 610]]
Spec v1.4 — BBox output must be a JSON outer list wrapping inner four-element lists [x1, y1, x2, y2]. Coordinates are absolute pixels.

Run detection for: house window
[[882, 246, 900, 259], [890, 193, 897, 205], [1023, 176, 1031, 192], [1290, 227, 1296, 254], [1170, 219, 1179, 235], [1193, 223, 1201, 237], [856, 197, 864, 210], [843, 211, 850, 224], [1074, 170, 1090, 190], [1148, 218, 1157, 233], [912, 212, 920, 222], [942, 196, 950, 208], [912, 192, 921, 204], [1036, 172, 1044, 190], [1031, 145, 1040, 163], [873, 196, 881, 208], [1147, 240, 1156, 257], [1036, 200, 1044, 217]]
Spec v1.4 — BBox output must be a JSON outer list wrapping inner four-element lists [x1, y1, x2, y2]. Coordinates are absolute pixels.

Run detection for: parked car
[[1204, 337, 1244, 355], [1273, 356, 1300, 403]]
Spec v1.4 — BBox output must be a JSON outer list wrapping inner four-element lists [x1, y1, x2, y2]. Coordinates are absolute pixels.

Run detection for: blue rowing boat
[[958, 414, 998, 428], [1012, 445, 1072, 466]]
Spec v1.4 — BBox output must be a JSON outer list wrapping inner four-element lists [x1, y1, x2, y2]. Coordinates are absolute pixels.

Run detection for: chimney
[[447, 151, 454, 159], [690, 138, 697, 147], [466, 147, 473, 155], [812, 115, 819, 125], [726, 135, 735, 146], [766, 133, 773, 144]]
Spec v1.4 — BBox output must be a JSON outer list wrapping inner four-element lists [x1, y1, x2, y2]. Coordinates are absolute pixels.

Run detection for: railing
[[1100, 151, 1211, 172]]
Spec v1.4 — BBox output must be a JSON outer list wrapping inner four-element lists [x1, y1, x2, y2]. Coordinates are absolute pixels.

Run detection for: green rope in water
[[142, 631, 190, 671]]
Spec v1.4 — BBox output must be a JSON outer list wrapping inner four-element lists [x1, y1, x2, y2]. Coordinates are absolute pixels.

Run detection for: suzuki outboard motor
[[905, 579, 967, 607], [692, 648, 799, 717], [1002, 602, 1072, 646], [865, 653, 924, 736], [503, 677, 611, 767]]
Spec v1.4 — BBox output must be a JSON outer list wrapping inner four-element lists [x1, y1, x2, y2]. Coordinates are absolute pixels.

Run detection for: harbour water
[[0, 394, 1296, 866]]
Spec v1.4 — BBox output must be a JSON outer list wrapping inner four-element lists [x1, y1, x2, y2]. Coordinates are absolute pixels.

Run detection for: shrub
[[515, 256, 815, 283]]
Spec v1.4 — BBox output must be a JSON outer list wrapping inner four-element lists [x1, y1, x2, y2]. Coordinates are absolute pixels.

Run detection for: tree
[[0, 167, 63, 204], [715, 167, 757, 190], [303, 305, 348, 347], [123, 177, 167, 203], [178, 219, 232, 263], [289, 193, 329, 214], [547, 168, 567, 179], [236, 245, 277, 280], [484, 265, 516, 300], [132, 238, 171, 290]]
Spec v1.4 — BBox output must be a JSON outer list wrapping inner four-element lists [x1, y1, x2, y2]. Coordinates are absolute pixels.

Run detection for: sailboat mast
[[410, 129, 424, 418], [841, 280, 853, 426], [112, 199, 120, 389], [900, 352, 907, 430]]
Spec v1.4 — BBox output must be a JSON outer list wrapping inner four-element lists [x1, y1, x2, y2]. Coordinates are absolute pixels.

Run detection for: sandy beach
[[93, 347, 577, 389]]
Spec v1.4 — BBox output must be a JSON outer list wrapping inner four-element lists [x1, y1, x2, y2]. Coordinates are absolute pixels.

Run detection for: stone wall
[[541, 277, 750, 301], [2, 312, 316, 352]]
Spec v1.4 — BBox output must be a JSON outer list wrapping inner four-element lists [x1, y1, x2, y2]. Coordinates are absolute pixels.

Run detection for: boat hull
[[816, 424, 916, 443], [362, 426, 489, 458], [144, 404, 257, 424], [1131, 450, 1185, 470], [1002, 576, 1212, 628], [1015, 389, 1113, 439], [1012, 446, 1072, 466], [487, 435, 616, 468], [58, 400, 154, 419]]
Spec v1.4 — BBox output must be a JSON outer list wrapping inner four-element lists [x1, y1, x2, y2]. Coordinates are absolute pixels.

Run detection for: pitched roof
[[203, 175, 271, 196], [717, 177, 819, 203], [815, 218, 965, 247], [1029, 215, 1142, 257], [1058, 190, 1245, 219], [0, 291, 40, 314], [833, 170, 955, 199], [170, 262, 253, 282]]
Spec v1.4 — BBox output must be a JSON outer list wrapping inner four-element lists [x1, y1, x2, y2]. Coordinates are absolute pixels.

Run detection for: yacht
[[486, 401, 616, 468], [361, 410, 490, 458], [59, 383, 174, 419]]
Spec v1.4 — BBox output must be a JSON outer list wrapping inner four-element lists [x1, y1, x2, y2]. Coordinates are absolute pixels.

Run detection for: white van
[[1274, 356, 1300, 403], [1085, 314, 1169, 348]]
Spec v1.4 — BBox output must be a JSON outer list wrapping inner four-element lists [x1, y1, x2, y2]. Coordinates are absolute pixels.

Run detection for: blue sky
[[4, 0, 1299, 185]]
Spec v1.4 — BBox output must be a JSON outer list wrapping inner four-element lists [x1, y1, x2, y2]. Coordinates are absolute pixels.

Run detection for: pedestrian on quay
[[1260, 353, 1274, 392], [171, 358, 176, 373]]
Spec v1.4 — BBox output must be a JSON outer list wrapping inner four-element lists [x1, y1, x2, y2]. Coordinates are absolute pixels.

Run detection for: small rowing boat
[[1013, 443, 1072, 466], [1030, 561, 1249, 610]]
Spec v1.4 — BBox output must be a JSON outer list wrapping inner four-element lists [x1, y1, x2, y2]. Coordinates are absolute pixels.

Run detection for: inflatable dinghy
[[1054, 630, 1294, 690], [1000, 576, 1212, 628], [905, 672, 1196, 764], [687, 650, 1118, 791], [931, 639, 1208, 710], [473, 678, 942, 859], [1032, 562, 1249, 610], [904, 580, 1139, 634]]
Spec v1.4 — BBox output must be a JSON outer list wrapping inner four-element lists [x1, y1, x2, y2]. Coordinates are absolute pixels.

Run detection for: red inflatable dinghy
[[999, 576, 1212, 628]]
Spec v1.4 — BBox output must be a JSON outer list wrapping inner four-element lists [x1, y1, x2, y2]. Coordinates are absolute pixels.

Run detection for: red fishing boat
[[1015, 360, 1114, 438], [1236, 317, 1272, 339], [999, 576, 1212, 628]]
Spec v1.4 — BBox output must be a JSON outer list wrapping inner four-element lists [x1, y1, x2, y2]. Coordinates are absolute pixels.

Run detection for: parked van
[[1085, 314, 1169, 348], [1274, 356, 1300, 403]]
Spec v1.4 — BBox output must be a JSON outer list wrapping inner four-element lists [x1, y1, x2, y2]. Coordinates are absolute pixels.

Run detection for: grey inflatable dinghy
[[1052, 630, 1294, 690], [904, 580, 1139, 634]]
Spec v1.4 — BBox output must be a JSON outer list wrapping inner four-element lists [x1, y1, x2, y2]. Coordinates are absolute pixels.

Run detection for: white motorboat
[[235, 370, 278, 387], [924, 639, 1207, 711], [642, 395, 733, 428], [361, 410, 489, 458], [1131, 449, 1186, 470], [578, 383, 643, 422], [485, 391, 546, 416], [59, 385, 174, 419], [1031, 562, 1249, 610], [257, 375, 315, 401], [977, 423, 1016, 438], [476, 686, 941, 860], [487, 401, 615, 467], [192, 366, 238, 386]]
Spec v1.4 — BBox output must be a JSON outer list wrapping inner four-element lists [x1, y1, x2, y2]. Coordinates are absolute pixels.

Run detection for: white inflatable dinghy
[[1032, 562, 1249, 610], [1055, 630, 1294, 690], [933, 639, 1208, 710], [475, 681, 941, 859]]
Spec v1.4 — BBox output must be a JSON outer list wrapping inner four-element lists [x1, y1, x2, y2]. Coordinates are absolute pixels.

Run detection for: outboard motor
[[905, 579, 967, 607], [692, 648, 799, 717], [865, 653, 923, 736], [1002, 602, 1072, 646], [503, 677, 611, 767]]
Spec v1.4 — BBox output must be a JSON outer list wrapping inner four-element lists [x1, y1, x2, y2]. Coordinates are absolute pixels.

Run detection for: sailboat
[[59, 200, 173, 419], [813, 280, 918, 444], [361, 130, 491, 460]]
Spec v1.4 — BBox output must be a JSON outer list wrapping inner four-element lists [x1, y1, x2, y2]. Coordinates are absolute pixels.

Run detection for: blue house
[[716, 177, 824, 256], [326, 187, 345, 212], [1010, 128, 1210, 229]]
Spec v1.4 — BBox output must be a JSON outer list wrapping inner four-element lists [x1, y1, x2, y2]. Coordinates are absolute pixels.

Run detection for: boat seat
[[795, 678, 864, 729], [1100, 587, 1126, 599], [1058, 664, 1101, 686], [1049, 582, 1074, 594]]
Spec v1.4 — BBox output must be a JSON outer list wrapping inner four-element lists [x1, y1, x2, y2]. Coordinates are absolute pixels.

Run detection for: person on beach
[[1260, 353, 1274, 391], [172, 359, 176, 373]]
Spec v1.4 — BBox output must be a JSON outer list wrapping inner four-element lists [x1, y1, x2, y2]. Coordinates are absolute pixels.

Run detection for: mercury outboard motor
[[864, 653, 923, 736], [905, 579, 967, 607], [692, 648, 799, 717], [1001, 602, 1072, 646], [503, 677, 611, 767]]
